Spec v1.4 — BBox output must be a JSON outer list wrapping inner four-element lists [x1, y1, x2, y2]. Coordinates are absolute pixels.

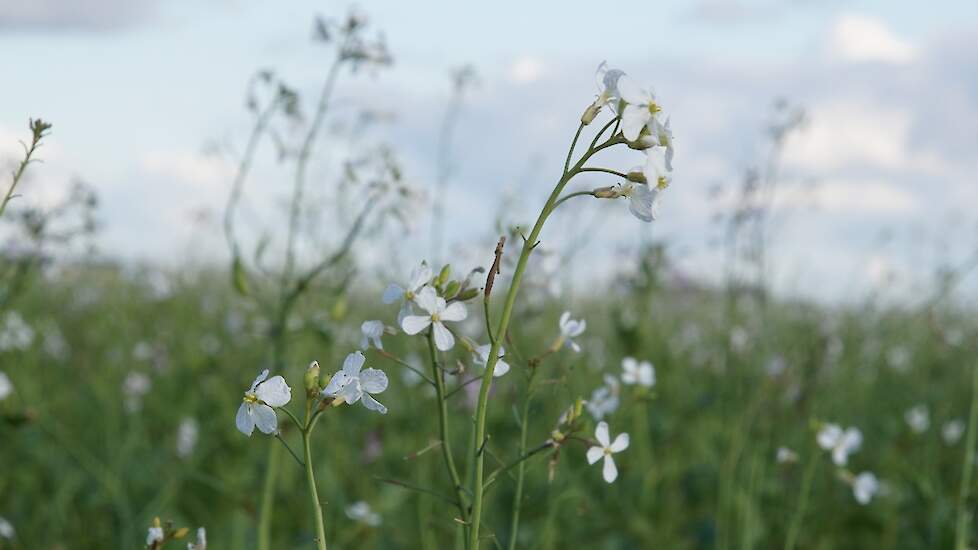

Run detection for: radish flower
[[852, 472, 879, 505], [817, 423, 862, 466], [360, 320, 385, 350], [621, 357, 655, 387], [586, 421, 629, 483], [474, 344, 509, 377], [594, 61, 625, 108], [322, 351, 389, 414], [382, 263, 432, 323], [0, 371, 12, 401], [618, 75, 663, 142], [586, 375, 621, 420], [558, 311, 586, 352], [235, 369, 292, 436], [401, 286, 467, 351], [187, 527, 207, 550]]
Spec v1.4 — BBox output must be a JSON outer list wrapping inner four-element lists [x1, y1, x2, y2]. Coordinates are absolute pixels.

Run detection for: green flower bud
[[304, 361, 321, 394], [436, 264, 452, 287], [443, 280, 461, 299], [456, 287, 480, 302]]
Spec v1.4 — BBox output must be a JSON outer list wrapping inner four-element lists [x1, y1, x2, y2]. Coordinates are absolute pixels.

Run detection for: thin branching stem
[[427, 328, 470, 526], [954, 360, 978, 550]]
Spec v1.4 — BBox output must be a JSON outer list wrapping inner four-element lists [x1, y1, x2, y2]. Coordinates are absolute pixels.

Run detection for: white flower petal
[[338, 379, 363, 405], [413, 286, 439, 314], [322, 371, 352, 396], [253, 404, 278, 434], [401, 315, 432, 335], [409, 263, 432, 290], [817, 424, 842, 450], [250, 369, 270, 392], [616, 75, 648, 106], [382, 283, 404, 304], [361, 392, 388, 414], [360, 368, 389, 394], [236, 402, 255, 436], [602, 454, 619, 483], [586, 446, 603, 465], [255, 375, 292, 407], [610, 433, 630, 453], [432, 321, 455, 351], [343, 351, 366, 376], [493, 359, 510, 377], [440, 301, 468, 322], [621, 104, 649, 142], [595, 421, 610, 447]]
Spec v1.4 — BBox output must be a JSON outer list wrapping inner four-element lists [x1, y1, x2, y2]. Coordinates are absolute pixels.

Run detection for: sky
[[1, 0, 977, 303]]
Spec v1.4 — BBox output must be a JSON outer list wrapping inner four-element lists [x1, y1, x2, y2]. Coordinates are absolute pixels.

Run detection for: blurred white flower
[[474, 344, 509, 377], [133, 341, 154, 361], [776, 446, 798, 464], [852, 471, 880, 505], [618, 75, 662, 142], [123, 371, 152, 413], [765, 355, 788, 377], [146, 526, 164, 545], [382, 263, 432, 324], [621, 357, 655, 387], [594, 61, 625, 108], [235, 369, 292, 436], [322, 351, 389, 414], [558, 311, 586, 352], [943, 419, 965, 445], [187, 526, 207, 549], [360, 320, 385, 350], [904, 404, 930, 434], [586, 421, 629, 483], [586, 375, 621, 420], [0, 516, 13, 539], [345, 501, 381, 526], [401, 286, 467, 351], [0, 312, 34, 351], [817, 423, 862, 466], [886, 346, 911, 373], [42, 323, 69, 360], [729, 326, 750, 353], [0, 371, 12, 401], [616, 180, 658, 222], [176, 417, 199, 458]]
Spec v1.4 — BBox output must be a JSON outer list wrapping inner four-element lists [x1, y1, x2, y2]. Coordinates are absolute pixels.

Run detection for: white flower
[[558, 311, 586, 352], [0, 516, 13, 539], [321, 351, 389, 414], [235, 369, 292, 436], [382, 262, 432, 323], [594, 61, 626, 107], [586, 421, 629, 483], [816, 423, 862, 466], [617, 75, 663, 142], [905, 404, 930, 434], [642, 149, 670, 201], [586, 375, 621, 420], [146, 526, 164, 545], [0, 311, 34, 351], [776, 446, 798, 464], [401, 286, 467, 351], [474, 344, 509, 377], [176, 417, 199, 458], [0, 371, 13, 401], [852, 471, 880, 505], [621, 357, 655, 387], [943, 419, 965, 445], [345, 501, 382, 526], [187, 527, 207, 550], [650, 116, 674, 171], [616, 180, 658, 223], [360, 320, 385, 350], [123, 371, 152, 413]]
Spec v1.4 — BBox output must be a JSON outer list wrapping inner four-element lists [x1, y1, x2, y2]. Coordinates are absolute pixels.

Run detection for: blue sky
[[2, 0, 977, 302]]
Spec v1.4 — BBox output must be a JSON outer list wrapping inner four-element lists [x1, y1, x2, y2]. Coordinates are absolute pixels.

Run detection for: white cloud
[[775, 179, 916, 215], [827, 14, 918, 64], [139, 150, 231, 188], [509, 56, 545, 84]]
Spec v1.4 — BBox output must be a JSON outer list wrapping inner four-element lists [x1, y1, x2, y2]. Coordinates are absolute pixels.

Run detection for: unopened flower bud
[[173, 527, 190, 540], [455, 287, 480, 302], [581, 101, 602, 125], [304, 361, 321, 394], [443, 280, 460, 299], [436, 264, 452, 287], [592, 186, 618, 199], [626, 171, 647, 184]]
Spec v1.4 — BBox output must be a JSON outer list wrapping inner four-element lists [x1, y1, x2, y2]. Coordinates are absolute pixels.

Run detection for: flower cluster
[[816, 422, 880, 505]]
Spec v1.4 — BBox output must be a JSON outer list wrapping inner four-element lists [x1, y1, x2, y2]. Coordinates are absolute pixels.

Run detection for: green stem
[[507, 370, 538, 550], [468, 124, 621, 549], [302, 428, 328, 550], [577, 167, 628, 179], [784, 451, 817, 550], [428, 329, 470, 526], [955, 360, 978, 550], [257, 443, 281, 550], [1, 120, 48, 219], [551, 190, 596, 210]]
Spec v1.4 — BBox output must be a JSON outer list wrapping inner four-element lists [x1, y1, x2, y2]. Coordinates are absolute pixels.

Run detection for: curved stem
[[428, 328, 470, 525], [0, 119, 49, 219], [507, 370, 539, 550], [275, 433, 305, 467], [551, 190, 596, 211], [469, 123, 604, 549], [578, 167, 628, 179], [224, 95, 278, 254]]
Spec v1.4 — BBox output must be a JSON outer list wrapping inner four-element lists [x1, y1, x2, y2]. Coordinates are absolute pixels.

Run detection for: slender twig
[[444, 376, 485, 400], [551, 190, 596, 210], [1, 119, 51, 219], [578, 167, 628, 179], [784, 450, 818, 550], [275, 433, 305, 467], [427, 328, 470, 526], [506, 368, 539, 550], [376, 477, 459, 507]]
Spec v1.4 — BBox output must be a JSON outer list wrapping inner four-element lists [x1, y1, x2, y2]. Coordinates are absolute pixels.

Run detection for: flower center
[[656, 176, 669, 190], [243, 392, 259, 404], [431, 313, 441, 322], [648, 102, 661, 115], [405, 290, 415, 300], [603, 447, 613, 457]]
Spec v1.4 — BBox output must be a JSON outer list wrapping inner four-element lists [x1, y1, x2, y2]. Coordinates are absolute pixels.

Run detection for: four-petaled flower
[[345, 501, 382, 527], [382, 262, 432, 323], [360, 320, 385, 350], [474, 344, 510, 377], [235, 369, 292, 436], [401, 286, 467, 351], [618, 75, 663, 142], [816, 423, 862, 466], [322, 351, 390, 414], [616, 179, 658, 223], [586, 375, 621, 420], [852, 471, 880, 505], [558, 311, 586, 352], [594, 61, 626, 108], [146, 526, 164, 546], [187, 527, 207, 550], [621, 357, 655, 387], [586, 421, 629, 483]]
